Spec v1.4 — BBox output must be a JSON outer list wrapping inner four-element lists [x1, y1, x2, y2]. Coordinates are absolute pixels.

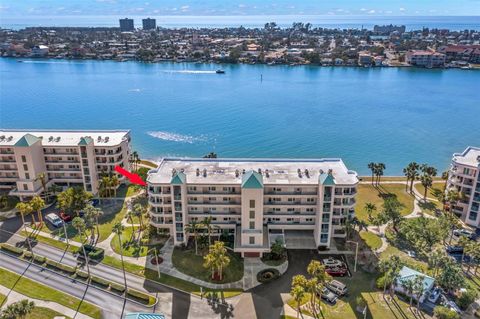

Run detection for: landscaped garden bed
[[256, 268, 280, 283]]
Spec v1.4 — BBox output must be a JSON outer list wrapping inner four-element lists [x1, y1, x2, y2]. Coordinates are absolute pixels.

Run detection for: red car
[[59, 211, 72, 222], [325, 267, 348, 277]]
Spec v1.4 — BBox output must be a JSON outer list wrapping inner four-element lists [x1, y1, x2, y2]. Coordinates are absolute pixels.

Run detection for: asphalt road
[[0, 251, 149, 318]]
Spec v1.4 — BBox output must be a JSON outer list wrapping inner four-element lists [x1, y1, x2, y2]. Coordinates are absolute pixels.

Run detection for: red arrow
[[114, 165, 146, 186]]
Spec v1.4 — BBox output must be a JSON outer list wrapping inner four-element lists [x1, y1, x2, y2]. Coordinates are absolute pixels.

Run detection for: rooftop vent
[[97, 136, 102, 142], [319, 169, 324, 174], [48, 136, 54, 142], [180, 168, 185, 173], [304, 169, 309, 178], [328, 169, 333, 175], [477, 155, 480, 163], [265, 169, 270, 178], [235, 169, 239, 178], [242, 169, 246, 175], [0, 135, 5, 141], [7, 136, 13, 142], [297, 168, 302, 178], [171, 168, 177, 176], [104, 136, 109, 143], [196, 168, 200, 176], [55, 137, 61, 142], [203, 168, 207, 177], [258, 168, 262, 175]]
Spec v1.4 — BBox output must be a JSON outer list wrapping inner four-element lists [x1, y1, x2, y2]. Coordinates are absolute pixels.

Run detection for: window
[[21, 155, 26, 162], [249, 237, 255, 245], [23, 164, 28, 171], [25, 173, 30, 179], [23, 184, 28, 191], [249, 221, 255, 229], [249, 200, 255, 208], [249, 210, 255, 219]]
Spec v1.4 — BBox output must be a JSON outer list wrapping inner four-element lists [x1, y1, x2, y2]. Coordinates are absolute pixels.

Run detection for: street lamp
[[346, 240, 359, 272]]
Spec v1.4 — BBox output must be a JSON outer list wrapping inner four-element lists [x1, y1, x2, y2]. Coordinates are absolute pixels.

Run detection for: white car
[[322, 257, 345, 268], [406, 250, 417, 258], [453, 229, 475, 239], [45, 213, 63, 227]]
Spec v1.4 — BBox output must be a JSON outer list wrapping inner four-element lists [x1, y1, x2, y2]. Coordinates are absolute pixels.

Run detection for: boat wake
[[147, 131, 209, 144], [163, 70, 217, 74]]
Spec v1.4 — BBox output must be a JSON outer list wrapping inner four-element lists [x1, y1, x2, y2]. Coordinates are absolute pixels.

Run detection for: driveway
[[284, 230, 317, 249]]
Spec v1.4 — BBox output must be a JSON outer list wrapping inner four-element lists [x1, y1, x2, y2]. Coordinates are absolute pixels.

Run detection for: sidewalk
[[0, 284, 94, 319]]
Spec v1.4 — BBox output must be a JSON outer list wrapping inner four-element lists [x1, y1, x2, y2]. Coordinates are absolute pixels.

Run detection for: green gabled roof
[[78, 136, 93, 145], [14, 134, 40, 147], [241, 170, 263, 189], [171, 171, 186, 185], [319, 173, 335, 185]]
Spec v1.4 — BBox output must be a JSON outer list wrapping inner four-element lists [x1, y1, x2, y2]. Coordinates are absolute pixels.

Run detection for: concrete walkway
[[0, 284, 94, 319]]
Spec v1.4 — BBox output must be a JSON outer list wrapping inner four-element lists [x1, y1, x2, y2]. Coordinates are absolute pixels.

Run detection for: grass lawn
[[287, 268, 424, 319], [0, 195, 19, 212], [356, 184, 415, 223], [172, 247, 244, 284], [359, 231, 383, 250], [25, 307, 72, 319], [414, 182, 445, 214], [21, 231, 78, 254], [379, 245, 429, 273], [110, 226, 149, 257], [0, 292, 5, 307], [115, 184, 143, 198], [359, 176, 444, 183], [0, 267, 102, 319]]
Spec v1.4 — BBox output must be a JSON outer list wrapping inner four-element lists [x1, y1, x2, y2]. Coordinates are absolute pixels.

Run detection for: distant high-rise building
[[142, 18, 156, 30], [119, 18, 134, 32]]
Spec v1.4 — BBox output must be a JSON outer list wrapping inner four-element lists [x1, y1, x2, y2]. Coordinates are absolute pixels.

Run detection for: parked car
[[45, 213, 63, 227], [322, 257, 346, 269], [406, 250, 417, 258], [319, 287, 338, 304], [446, 246, 464, 254], [325, 267, 348, 277], [326, 280, 348, 296], [453, 229, 475, 239], [59, 211, 72, 222], [440, 295, 461, 314], [428, 287, 441, 304], [89, 199, 100, 207]]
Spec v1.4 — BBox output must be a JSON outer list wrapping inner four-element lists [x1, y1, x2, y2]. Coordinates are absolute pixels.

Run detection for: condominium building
[[0, 130, 131, 200], [405, 50, 446, 68], [142, 18, 156, 30], [446, 146, 480, 227], [147, 158, 358, 257], [119, 18, 134, 32]]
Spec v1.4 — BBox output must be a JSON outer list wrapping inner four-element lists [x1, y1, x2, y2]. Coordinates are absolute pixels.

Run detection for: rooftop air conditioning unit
[[104, 137, 109, 143], [203, 168, 207, 177], [55, 137, 61, 142], [265, 169, 270, 178], [49, 136, 54, 142], [235, 169, 239, 178], [172, 168, 176, 176], [297, 168, 302, 177], [304, 169, 309, 178], [258, 168, 262, 175], [196, 168, 200, 176], [0, 135, 5, 141], [7, 136, 13, 141], [97, 136, 102, 142]]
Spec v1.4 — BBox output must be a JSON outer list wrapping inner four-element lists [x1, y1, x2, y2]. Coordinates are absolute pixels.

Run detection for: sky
[[0, 0, 479, 16]]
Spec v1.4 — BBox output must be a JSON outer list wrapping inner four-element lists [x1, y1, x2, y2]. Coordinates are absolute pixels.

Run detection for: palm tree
[[307, 259, 330, 314], [420, 174, 433, 201], [35, 172, 48, 201], [111, 175, 120, 197], [290, 285, 305, 319], [401, 278, 416, 307], [1, 299, 35, 319], [458, 235, 471, 267], [72, 217, 91, 277], [48, 183, 62, 200], [15, 202, 34, 251], [379, 255, 403, 295], [367, 162, 376, 185], [428, 249, 448, 278], [131, 151, 139, 171], [84, 204, 102, 244], [133, 203, 145, 231], [203, 241, 230, 280], [126, 209, 136, 235], [113, 222, 128, 294], [364, 202, 377, 223], [413, 275, 425, 311], [29, 195, 45, 225], [202, 216, 219, 246], [403, 162, 420, 192], [185, 220, 201, 255], [375, 163, 386, 186]]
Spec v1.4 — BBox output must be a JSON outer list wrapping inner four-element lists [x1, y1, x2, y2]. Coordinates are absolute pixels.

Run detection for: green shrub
[[375, 275, 390, 290], [23, 250, 33, 258], [45, 259, 76, 273], [457, 288, 477, 310], [78, 245, 104, 260], [256, 269, 280, 283], [91, 275, 110, 287], [33, 254, 46, 264], [110, 282, 126, 293], [76, 270, 89, 279], [127, 288, 151, 303], [433, 306, 461, 319], [1, 243, 24, 255]]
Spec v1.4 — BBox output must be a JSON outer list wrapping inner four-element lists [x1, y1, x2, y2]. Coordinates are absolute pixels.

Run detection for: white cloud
[[180, 5, 189, 10], [152, 9, 160, 13], [360, 8, 367, 12], [238, 4, 246, 8], [368, 10, 376, 14], [385, 10, 393, 14], [399, 7, 406, 12]]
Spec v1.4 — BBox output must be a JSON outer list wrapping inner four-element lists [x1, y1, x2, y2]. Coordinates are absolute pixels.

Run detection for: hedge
[[91, 275, 110, 287], [23, 250, 33, 258], [45, 258, 76, 273], [78, 245, 104, 261], [110, 281, 126, 293], [33, 254, 46, 264], [127, 288, 151, 303], [1, 243, 24, 255], [76, 270, 89, 279]]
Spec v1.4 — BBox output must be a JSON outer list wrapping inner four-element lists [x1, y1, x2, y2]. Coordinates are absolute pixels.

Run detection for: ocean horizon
[[1, 15, 479, 31]]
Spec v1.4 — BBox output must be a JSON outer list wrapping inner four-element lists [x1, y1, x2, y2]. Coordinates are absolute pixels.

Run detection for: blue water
[[0, 58, 479, 175], [1, 15, 479, 31]]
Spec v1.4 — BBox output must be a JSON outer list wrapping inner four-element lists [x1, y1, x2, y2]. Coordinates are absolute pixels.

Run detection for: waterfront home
[[405, 50, 446, 68], [147, 158, 358, 257], [395, 266, 435, 303]]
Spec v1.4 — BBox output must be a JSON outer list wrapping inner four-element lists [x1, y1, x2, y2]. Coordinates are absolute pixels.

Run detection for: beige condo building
[[0, 130, 131, 200], [147, 158, 358, 257]]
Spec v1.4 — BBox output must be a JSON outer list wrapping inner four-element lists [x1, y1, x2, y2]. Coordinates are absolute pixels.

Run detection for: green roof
[[171, 171, 186, 185], [241, 171, 263, 189], [319, 173, 335, 185], [78, 136, 93, 145], [14, 134, 40, 147]]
